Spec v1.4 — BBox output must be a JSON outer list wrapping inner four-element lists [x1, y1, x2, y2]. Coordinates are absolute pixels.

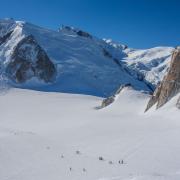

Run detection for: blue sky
[[0, 0, 179, 48]]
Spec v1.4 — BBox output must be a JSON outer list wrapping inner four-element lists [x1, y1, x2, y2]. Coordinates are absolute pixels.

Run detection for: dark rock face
[[176, 96, 180, 109], [145, 83, 162, 111], [145, 48, 180, 111], [102, 48, 113, 58], [60, 26, 92, 39], [76, 30, 92, 39], [6, 35, 56, 83], [101, 96, 114, 108], [0, 30, 13, 45]]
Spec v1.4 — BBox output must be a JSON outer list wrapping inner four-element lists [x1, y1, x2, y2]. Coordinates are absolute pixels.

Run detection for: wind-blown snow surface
[[0, 88, 180, 180]]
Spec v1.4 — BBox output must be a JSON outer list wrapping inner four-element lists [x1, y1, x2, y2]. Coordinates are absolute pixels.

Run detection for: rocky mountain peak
[[59, 25, 93, 39], [145, 47, 180, 111]]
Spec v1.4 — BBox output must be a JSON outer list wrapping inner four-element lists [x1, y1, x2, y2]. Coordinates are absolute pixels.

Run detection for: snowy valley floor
[[0, 88, 180, 180]]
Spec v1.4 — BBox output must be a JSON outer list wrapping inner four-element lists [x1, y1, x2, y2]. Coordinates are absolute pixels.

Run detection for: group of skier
[[61, 150, 125, 173]]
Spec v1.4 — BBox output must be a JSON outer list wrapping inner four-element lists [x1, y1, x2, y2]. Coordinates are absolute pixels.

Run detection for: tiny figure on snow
[[46, 146, 50, 150], [99, 156, 104, 161], [61, 155, 64, 158], [108, 161, 113, 164], [118, 160, 124, 164], [76, 150, 81, 155], [83, 168, 86, 172], [69, 167, 72, 171]]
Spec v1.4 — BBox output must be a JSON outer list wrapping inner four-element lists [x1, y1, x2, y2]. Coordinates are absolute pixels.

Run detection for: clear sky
[[0, 0, 179, 48]]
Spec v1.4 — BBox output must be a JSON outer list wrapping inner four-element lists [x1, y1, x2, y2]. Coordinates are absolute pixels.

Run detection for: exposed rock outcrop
[[176, 96, 180, 109], [76, 30, 92, 39], [0, 30, 13, 45], [6, 35, 56, 83], [145, 47, 180, 111], [102, 48, 113, 58], [100, 84, 132, 108], [60, 25, 92, 39]]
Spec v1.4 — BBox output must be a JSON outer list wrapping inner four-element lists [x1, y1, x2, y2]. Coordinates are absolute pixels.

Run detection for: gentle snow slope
[[0, 89, 180, 180]]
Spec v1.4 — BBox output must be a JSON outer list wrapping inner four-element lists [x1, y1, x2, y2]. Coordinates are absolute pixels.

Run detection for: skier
[[119, 160, 124, 164], [99, 156, 104, 161], [108, 161, 113, 164], [76, 150, 81, 155], [46, 146, 50, 150]]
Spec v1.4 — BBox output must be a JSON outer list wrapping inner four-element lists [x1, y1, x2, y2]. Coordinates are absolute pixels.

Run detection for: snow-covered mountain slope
[[0, 88, 180, 180], [0, 18, 174, 97], [122, 47, 174, 90]]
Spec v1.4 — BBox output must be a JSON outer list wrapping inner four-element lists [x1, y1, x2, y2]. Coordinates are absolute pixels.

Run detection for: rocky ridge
[[145, 47, 180, 111]]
